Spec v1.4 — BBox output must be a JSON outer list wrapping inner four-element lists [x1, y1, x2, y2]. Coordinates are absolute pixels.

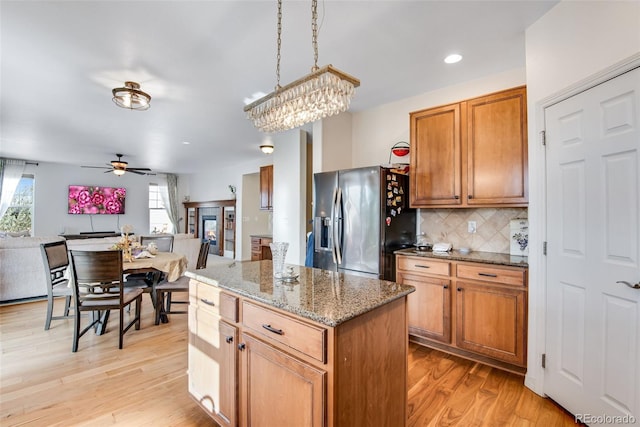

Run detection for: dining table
[[123, 251, 188, 283], [94, 251, 188, 334]]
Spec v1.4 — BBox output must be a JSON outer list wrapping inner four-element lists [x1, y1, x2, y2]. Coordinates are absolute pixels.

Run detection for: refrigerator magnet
[[386, 217, 391, 226], [391, 209, 396, 216]]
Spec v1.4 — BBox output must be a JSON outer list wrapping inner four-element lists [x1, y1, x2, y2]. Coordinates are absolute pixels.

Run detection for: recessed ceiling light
[[182, 141, 191, 145], [444, 54, 463, 64]]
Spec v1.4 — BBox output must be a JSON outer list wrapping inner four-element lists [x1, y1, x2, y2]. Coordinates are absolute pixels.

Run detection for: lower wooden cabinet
[[241, 333, 326, 427], [250, 236, 272, 261], [189, 278, 409, 426], [188, 281, 238, 427], [397, 255, 527, 373]]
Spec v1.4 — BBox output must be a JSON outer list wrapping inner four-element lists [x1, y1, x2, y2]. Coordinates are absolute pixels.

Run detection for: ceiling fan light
[[113, 169, 126, 176], [112, 81, 151, 111]]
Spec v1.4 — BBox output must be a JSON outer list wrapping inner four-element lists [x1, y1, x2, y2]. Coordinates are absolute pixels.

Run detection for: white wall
[[524, 0, 640, 395], [272, 130, 309, 265], [28, 161, 155, 237], [241, 172, 271, 260], [312, 113, 353, 174]]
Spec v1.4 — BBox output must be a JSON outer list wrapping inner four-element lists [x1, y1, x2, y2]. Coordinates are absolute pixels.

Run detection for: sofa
[[0, 233, 202, 303]]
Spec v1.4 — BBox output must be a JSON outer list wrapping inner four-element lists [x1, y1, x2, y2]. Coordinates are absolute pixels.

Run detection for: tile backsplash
[[419, 208, 528, 254]]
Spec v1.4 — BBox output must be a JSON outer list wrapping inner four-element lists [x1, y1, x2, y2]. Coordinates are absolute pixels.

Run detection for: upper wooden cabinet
[[259, 165, 273, 210], [409, 86, 528, 208]]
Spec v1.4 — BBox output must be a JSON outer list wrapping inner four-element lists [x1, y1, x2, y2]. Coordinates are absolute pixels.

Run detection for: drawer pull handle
[[415, 265, 430, 269], [200, 298, 216, 307], [225, 336, 233, 344], [262, 324, 284, 335], [478, 273, 498, 278]]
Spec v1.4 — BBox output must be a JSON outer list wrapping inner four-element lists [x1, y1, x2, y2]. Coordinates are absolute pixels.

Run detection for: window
[[0, 175, 34, 235], [149, 183, 173, 234]]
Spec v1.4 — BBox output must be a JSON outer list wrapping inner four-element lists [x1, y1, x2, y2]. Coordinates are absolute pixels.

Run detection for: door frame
[[526, 52, 640, 396]]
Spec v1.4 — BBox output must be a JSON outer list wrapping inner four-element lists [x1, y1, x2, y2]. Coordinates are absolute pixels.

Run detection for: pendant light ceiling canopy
[[112, 81, 151, 111], [244, 0, 360, 133]]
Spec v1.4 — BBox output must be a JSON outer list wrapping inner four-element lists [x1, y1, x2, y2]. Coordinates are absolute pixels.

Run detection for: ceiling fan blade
[[103, 169, 115, 174], [81, 165, 111, 169], [128, 167, 152, 172], [129, 169, 148, 175]]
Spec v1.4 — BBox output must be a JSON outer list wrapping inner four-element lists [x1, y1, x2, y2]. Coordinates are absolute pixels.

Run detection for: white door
[[545, 66, 640, 425]]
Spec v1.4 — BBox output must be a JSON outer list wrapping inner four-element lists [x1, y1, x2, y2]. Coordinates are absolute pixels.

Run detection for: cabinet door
[[466, 86, 528, 205], [259, 165, 273, 210], [400, 273, 451, 343], [188, 306, 237, 427], [455, 281, 526, 366], [241, 333, 326, 427], [409, 103, 462, 206]]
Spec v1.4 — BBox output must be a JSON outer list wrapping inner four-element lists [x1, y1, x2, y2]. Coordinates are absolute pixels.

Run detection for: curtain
[[0, 159, 26, 219], [159, 173, 180, 234]]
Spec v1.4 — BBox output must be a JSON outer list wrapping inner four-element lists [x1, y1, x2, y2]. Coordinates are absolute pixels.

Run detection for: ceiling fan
[[82, 153, 153, 176]]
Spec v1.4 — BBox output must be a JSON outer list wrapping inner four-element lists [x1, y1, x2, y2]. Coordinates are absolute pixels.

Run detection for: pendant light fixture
[[244, 0, 360, 133], [112, 81, 151, 111]]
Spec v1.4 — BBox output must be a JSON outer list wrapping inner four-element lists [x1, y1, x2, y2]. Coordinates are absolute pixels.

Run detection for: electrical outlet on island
[[468, 221, 477, 234]]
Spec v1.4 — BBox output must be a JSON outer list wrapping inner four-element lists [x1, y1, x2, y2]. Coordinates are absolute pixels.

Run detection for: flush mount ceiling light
[[444, 54, 463, 64], [244, 0, 360, 133], [260, 137, 275, 154], [112, 81, 151, 110]]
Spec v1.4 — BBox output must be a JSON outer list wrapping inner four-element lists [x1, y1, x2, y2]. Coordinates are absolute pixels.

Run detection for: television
[[68, 185, 126, 215]]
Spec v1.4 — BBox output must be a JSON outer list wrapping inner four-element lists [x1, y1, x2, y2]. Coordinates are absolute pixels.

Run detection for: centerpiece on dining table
[[110, 224, 142, 262]]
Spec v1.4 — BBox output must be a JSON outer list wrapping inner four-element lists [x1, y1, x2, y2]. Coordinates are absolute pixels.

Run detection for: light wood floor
[[1, 298, 577, 426]]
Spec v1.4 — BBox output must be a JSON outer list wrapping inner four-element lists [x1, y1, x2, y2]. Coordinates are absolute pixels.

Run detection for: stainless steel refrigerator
[[313, 166, 415, 281]]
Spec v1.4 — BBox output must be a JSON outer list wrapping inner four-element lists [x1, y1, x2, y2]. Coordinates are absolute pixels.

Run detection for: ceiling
[[0, 0, 557, 175]]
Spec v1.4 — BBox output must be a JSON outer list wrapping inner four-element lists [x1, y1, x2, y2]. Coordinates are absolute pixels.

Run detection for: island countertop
[[185, 260, 415, 327], [395, 247, 528, 268]]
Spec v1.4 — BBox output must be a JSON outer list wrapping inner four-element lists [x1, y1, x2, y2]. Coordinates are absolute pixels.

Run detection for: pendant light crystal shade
[[245, 65, 360, 133], [112, 81, 151, 111]]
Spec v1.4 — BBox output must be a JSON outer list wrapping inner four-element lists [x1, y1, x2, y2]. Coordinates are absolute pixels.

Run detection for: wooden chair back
[[40, 240, 69, 288], [141, 235, 174, 252], [69, 250, 125, 301], [196, 241, 210, 269]]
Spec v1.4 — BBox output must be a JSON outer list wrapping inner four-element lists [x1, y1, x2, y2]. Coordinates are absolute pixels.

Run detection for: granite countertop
[[186, 260, 415, 327], [394, 248, 528, 268], [250, 234, 273, 239]]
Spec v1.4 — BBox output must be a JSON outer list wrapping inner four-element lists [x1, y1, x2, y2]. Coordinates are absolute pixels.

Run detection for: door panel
[[545, 66, 640, 422]]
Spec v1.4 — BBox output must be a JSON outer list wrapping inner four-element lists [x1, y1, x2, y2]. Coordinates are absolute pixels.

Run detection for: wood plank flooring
[[1, 298, 578, 426]]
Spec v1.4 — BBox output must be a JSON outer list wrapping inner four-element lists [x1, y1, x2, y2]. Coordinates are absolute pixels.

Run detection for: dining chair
[[68, 250, 143, 352], [154, 241, 210, 325], [141, 235, 174, 252], [40, 240, 73, 330]]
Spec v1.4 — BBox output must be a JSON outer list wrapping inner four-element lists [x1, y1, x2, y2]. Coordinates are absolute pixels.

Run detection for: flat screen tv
[[68, 185, 126, 215]]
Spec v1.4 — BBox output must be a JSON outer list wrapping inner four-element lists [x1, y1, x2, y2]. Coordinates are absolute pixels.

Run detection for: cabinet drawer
[[456, 264, 525, 287], [242, 301, 327, 363], [397, 256, 451, 277], [190, 281, 223, 315]]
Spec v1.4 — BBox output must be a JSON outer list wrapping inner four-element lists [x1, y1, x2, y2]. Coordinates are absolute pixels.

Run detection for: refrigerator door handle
[[330, 187, 338, 264], [334, 187, 343, 265]]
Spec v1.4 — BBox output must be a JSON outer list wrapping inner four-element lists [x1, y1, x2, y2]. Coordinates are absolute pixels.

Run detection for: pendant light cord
[[275, 0, 282, 91], [311, 0, 319, 72]]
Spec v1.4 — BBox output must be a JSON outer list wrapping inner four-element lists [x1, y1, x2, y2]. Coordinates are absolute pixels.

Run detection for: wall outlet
[[468, 221, 477, 234]]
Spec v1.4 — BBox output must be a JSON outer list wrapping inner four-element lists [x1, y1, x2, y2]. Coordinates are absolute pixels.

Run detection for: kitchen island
[[185, 260, 415, 427]]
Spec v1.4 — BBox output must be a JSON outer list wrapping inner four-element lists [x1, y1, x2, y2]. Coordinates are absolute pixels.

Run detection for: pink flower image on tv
[[68, 185, 126, 214]]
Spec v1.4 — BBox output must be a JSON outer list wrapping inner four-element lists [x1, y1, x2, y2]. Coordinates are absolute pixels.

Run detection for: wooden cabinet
[[188, 280, 239, 427], [250, 236, 272, 261], [409, 86, 528, 208], [189, 278, 408, 426], [259, 165, 273, 210], [396, 255, 527, 373]]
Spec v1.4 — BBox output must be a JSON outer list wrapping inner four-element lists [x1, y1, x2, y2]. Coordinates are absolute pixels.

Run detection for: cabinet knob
[[443, 285, 449, 289], [238, 343, 246, 351], [457, 287, 462, 292], [454, 195, 460, 200], [468, 195, 473, 199], [225, 336, 233, 344]]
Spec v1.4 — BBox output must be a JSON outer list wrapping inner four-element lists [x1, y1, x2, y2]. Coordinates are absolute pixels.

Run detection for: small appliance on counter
[[313, 166, 416, 281]]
